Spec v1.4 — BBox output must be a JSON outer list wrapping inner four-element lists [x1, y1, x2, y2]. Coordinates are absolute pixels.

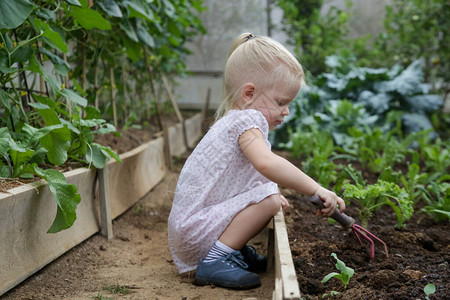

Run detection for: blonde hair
[[215, 33, 305, 120]]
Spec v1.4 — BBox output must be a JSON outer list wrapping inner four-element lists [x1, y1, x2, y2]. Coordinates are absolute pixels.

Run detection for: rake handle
[[309, 195, 355, 228]]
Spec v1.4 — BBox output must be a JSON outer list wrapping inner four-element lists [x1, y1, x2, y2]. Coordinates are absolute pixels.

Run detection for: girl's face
[[248, 83, 300, 130]]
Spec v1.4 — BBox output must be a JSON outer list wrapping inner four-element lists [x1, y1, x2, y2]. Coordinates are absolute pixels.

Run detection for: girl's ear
[[242, 83, 255, 103]]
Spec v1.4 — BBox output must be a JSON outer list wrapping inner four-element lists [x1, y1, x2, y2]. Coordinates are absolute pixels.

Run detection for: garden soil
[[282, 189, 449, 300]]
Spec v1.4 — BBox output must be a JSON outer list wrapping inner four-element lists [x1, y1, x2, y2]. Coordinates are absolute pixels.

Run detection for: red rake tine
[[309, 195, 389, 259], [351, 224, 389, 259]]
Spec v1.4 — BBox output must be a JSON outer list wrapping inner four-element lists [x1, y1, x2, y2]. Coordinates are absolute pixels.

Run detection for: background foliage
[[0, 0, 205, 232]]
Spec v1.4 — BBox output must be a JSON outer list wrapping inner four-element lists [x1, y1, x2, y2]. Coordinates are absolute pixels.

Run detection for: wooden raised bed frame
[[0, 113, 202, 296]]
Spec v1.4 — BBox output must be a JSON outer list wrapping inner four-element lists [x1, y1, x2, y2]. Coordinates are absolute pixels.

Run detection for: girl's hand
[[280, 195, 289, 214], [314, 186, 345, 217]]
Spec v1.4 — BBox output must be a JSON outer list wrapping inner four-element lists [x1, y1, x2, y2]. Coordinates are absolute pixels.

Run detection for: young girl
[[168, 33, 345, 289]]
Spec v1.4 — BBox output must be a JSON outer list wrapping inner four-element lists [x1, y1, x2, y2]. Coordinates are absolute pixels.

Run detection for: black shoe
[[240, 245, 267, 272], [194, 251, 261, 289]]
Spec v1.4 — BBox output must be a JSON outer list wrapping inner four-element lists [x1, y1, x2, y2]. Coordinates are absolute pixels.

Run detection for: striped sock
[[203, 240, 236, 263]]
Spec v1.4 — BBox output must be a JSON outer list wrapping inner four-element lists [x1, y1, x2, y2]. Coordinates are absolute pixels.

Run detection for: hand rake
[[310, 195, 389, 259]]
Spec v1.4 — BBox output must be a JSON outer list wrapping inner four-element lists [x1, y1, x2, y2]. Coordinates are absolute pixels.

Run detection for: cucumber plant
[[0, 0, 205, 233]]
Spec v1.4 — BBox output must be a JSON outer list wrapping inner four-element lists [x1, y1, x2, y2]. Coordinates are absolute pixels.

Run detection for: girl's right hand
[[314, 186, 346, 217]]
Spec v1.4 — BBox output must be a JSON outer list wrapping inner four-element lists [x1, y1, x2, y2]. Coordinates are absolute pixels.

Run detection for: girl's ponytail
[[227, 33, 255, 59]]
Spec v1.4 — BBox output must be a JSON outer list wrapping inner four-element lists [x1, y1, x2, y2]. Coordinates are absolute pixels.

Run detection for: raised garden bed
[[0, 113, 203, 296]]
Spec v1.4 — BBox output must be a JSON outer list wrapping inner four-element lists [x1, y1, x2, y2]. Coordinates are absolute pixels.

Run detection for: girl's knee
[[264, 194, 282, 215]]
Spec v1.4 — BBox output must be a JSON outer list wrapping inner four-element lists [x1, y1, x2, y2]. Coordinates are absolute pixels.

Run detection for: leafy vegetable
[[420, 182, 450, 222], [271, 57, 444, 148], [343, 180, 413, 228], [321, 253, 354, 289]]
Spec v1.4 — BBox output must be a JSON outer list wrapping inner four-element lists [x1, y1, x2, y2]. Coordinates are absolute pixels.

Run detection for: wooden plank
[[107, 138, 166, 219], [98, 166, 113, 239], [0, 168, 98, 296], [274, 210, 301, 299], [273, 278, 283, 300]]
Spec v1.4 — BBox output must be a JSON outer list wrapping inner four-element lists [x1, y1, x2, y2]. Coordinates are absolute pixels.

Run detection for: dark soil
[[282, 188, 449, 300]]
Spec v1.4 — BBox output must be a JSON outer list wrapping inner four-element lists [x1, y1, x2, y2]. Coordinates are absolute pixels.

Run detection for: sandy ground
[[3, 159, 274, 300]]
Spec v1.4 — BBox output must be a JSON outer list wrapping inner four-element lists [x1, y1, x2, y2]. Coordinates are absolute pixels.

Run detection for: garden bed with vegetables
[[270, 54, 449, 299], [282, 190, 448, 300]]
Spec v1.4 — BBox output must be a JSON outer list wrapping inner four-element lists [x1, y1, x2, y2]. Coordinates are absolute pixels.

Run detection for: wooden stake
[[162, 75, 183, 123], [63, 53, 71, 116], [94, 63, 99, 110], [110, 68, 118, 129], [143, 47, 163, 131], [98, 167, 113, 239], [162, 75, 189, 149], [37, 41, 46, 95], [122, 57, 128, 122]]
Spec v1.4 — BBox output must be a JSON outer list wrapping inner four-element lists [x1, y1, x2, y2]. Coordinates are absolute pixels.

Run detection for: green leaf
[[27, 55, 60, 94], [119, 19, 139, 42], [60, 88, 88, 107], [0, 90, 12, 112], [34, 166, 81, 233], [135, 21, 155, 47], [123, 37, 141, 61], [29, 97, 61, 126], [123, 0, 155, 22], [10, 147, 35, 178], [38, 125, 71, 165], [94, 123, 117, 135], [424, 283, 436, 297], [35, 7, 56, 20], [38, 47, 71, 69], [11, 46, 34, 64], [70, 6, 111, 30], [82, 106, 101, 119], [0, 56, 18, 73], [321, 253, 354, 289], [0, 0, 34, 29], [66, 0, 82, 6], [321, 272, 340, 284], [86, 143, 108, 168], [98, 0, 123, 17], [33, 19, 68, 53]]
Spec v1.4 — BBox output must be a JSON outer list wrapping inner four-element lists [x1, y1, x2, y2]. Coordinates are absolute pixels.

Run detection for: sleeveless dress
[[167, 109, 279, 273]]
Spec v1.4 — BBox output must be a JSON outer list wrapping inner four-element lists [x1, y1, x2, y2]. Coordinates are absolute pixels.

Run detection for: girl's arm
[[239, 128, 345, 216]]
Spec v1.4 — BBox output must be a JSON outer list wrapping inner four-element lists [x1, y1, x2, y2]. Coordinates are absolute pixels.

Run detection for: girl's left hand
[[280, 195, 289, 214]]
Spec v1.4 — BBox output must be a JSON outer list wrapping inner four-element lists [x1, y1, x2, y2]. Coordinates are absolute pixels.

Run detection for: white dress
[[167, 109, 279, 273]]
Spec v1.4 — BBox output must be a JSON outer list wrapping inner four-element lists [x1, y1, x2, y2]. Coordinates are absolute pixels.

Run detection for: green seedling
[[321, 253, 354, 289], [424, 283, 436, 300], [322, 291, 341, 298], [420, 182, 450, 222]]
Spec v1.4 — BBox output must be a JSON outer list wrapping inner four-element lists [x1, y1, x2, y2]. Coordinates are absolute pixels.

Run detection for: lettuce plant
[[343, 180, 413, 228]]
